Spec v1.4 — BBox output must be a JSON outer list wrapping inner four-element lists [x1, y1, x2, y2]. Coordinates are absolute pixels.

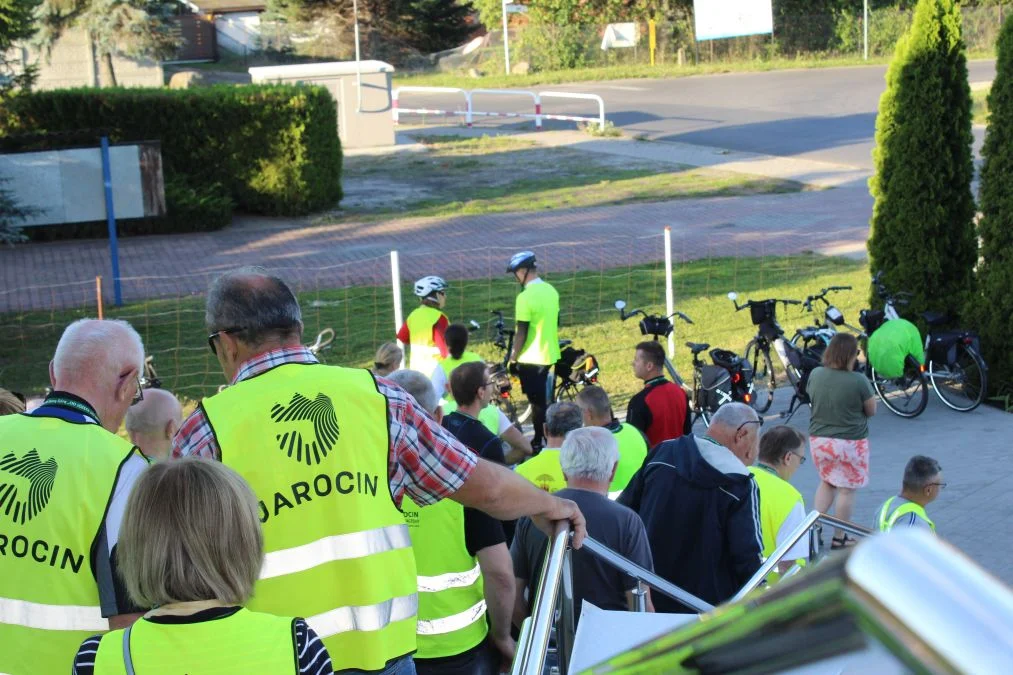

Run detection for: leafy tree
[[0, 176, 34, 245], [34, 0, 179, 87], [969, 14, 1013, 395], [0, 0, 40, 94], [867, 0, 976, 324]]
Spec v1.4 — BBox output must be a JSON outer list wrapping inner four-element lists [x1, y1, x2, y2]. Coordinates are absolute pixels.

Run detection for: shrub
[[867, 0, 976, 326], [0, 85, 343, 234], [968, 14, 1013, 395]]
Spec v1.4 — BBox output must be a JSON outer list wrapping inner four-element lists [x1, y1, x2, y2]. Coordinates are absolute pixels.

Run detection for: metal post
[[100, 136, 122, 307], [353, 0, 363, 111], [95, 277, 104, 320], [558, 544, 576, 675], [502, 0, 511, 75], [664, 226, 675, 359], [390, 250, 405, 368], [863, 0, 869, 61], [633, 582, 648, 612]]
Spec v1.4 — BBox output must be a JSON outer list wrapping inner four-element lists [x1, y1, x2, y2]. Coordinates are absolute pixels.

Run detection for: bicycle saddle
[[558, 339, 573, 348], [685, 341, 711, 354], [921, 311, 948, 327]]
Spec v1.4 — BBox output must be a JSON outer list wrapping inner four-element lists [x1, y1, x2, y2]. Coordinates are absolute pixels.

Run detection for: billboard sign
[[693, 0, 773, 41]]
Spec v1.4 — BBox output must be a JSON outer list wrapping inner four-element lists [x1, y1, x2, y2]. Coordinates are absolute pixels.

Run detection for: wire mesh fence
[[1, 232, 872, 412]]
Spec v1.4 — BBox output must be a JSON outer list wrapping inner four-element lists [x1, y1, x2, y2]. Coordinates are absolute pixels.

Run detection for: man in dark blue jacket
[[618, 402, 764, 612]]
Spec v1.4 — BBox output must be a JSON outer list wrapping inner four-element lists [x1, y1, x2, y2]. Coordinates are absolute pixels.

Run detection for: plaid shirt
[[172, 346, 477, 507]]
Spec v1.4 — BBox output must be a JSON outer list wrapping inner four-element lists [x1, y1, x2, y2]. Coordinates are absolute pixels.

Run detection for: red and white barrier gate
[[392, 87, 606, 131]]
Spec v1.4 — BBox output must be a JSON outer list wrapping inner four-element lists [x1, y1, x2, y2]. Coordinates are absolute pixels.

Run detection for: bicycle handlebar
[[618, 306, 693, 325], [731, 297, 801, 311], [802, 285, 853, 311]]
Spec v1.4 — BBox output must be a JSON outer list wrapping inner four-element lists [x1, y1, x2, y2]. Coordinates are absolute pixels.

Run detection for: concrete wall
[[215, 12, 262, 54], [13, 29, 163, 90]]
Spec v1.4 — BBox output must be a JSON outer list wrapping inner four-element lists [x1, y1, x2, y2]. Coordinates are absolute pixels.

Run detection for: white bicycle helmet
[[507, 251, 537, 273], [414, 275, 448, 298]]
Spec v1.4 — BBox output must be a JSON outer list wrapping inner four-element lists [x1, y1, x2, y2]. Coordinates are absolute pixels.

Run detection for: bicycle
[[614, 300, 754, 426], [864, 273, 984, 414], [487, 310, 532, 428], [727, 292, 805, 414]]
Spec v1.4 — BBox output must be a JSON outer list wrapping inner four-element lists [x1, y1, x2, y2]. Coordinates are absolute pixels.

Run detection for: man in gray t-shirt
[[511, 428, 654, 625]]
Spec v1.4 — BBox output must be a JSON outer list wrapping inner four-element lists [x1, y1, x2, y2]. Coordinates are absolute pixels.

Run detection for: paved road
[[400, 61, 995, 169]]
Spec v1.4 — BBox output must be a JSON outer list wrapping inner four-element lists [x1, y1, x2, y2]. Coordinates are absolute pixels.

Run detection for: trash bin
[[249, 60, 395, 149]]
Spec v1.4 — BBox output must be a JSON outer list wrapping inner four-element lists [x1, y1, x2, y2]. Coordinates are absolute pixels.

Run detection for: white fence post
[[391, 250, 406, 368], [664, 226, 675, 359]]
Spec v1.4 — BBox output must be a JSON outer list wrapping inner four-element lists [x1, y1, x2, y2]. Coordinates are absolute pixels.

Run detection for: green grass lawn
[[2, 254, 870, 408], [336, 135, 807, 220]]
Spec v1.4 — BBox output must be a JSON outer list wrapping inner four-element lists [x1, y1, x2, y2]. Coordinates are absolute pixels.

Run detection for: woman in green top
[[806, 333, 877, 550]]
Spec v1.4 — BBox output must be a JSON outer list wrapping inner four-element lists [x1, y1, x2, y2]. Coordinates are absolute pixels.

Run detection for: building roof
[[185, 0, 266, 14]]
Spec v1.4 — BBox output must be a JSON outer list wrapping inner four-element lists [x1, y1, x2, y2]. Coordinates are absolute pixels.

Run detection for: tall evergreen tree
[[0, 0, 39, 94], [867, 0, 976, 320], [969, 15, 1013, 395]]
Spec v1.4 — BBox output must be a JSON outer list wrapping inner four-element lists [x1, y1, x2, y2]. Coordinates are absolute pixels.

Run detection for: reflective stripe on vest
[[261, 523, 412, 579], [0, 597, 108, 632], [93, 608, 298, 674], [405, 496, 488, 659], [417, 562, 482, 593], [0, 414, 135, 675], [878, 496, 936, 532], [204, 364, 417, 672], [416, 599, 487, 636]]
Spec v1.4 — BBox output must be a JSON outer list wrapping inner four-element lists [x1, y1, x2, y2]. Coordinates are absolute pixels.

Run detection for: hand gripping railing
[[511, 522, 715, 675]]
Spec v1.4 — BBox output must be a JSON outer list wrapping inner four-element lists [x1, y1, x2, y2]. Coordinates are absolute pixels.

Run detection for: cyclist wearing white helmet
[[397, 275, 450, 376], [507, 251, 561, 451]]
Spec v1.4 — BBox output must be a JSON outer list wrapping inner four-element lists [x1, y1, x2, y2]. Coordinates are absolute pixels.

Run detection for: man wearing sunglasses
[[0, 319, 150, 675], [875, 455, 943, 533], [618, 402, 764, 612], [173, 267, 587, 675]]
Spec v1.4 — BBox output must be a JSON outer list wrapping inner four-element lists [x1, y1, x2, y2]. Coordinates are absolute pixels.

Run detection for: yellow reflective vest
[[877, 496, 936, 532], [749, 464, 805, 583], [202, 363, 417, 672], [438, 350, 483, 378], [516, 449, 565, 493], [406, 305, 448, 375], [92, 608, 298, 674], [405, 498, 488, 659], [609, 423, 648, 494], [0, 412, 137, 675]]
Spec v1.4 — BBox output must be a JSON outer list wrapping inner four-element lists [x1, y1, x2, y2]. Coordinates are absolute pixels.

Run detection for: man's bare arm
[[477, 543, 517, 662]]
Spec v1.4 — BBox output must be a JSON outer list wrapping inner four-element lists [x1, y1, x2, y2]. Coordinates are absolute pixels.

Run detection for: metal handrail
[[732, 510, 874, 602], [513, 521, 570, 675], [581, 536, 715, 613]]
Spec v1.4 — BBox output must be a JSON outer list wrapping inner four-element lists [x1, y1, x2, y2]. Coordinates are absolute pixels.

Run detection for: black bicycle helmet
[[506, 251, 537, 273]]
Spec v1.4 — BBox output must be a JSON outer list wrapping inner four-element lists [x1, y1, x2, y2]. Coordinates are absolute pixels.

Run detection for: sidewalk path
[[0, 187, 871, 312]]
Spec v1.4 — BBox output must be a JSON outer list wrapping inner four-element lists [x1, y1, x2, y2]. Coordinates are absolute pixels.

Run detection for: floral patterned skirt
[[809, 436, 870, 489]]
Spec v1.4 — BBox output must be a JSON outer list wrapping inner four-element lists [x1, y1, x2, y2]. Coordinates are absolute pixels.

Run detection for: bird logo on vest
[[0, 449, 58, 525], [271, 393, 340, 466]]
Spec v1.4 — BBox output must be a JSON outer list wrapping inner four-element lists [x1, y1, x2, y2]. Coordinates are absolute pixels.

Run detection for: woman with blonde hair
[[373, 341, 404, 377], [806, 333, 877, 550], [72, 458, 333, 674]]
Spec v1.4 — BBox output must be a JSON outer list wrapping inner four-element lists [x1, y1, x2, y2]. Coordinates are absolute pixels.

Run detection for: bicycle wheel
[[930, 344, 987, 412], [871, 357, 929, 418], [554, 380, 578, 403], [494, 395, 518, 428], [744, 340, 774, 413]]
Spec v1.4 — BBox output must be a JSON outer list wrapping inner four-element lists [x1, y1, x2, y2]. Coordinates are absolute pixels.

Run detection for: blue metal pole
[[100, 136, 122, 306]]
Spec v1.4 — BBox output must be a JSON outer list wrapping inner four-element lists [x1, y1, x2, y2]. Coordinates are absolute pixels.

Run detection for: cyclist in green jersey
[[506, 251, 560, 451]]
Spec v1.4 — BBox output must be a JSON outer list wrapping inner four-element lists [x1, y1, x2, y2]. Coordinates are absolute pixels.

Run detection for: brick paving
[[0, 187, 872, 312]]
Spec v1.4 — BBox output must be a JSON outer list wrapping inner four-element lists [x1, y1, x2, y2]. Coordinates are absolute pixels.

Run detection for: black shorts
[[516, 364, 551, 404]]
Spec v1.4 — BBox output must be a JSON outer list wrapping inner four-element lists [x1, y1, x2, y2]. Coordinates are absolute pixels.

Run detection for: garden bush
[[0, 85, 343, 234]]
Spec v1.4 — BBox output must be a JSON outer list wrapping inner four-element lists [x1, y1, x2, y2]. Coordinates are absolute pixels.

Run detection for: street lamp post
[[502, 0, 511, 75]]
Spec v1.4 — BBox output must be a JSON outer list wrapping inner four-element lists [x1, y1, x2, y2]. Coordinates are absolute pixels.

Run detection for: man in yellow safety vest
[[875, 456, 942, 533], [575, 385, 648, 498], [390, 370, 516, 675], [516, 402, 583, 494], [0, 319, 150, 675], [172, 266, 587, 674]]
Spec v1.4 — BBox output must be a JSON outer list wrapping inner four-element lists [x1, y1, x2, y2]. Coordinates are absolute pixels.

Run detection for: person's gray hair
[[118, 458, 263, 607], [53, 319, 144, 384], [125, 388, 183, 434], [388, 369, 439, 415], [560, 427, 619, 483], [708, 402, 759, 431], [575, 385, 612, 420], [206, 267, 302, 346], [546, 401, 583, 438], [903, 455, 942, 492]]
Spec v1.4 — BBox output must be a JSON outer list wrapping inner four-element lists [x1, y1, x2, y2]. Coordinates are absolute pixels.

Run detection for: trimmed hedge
[[0, 85, 343, 233]]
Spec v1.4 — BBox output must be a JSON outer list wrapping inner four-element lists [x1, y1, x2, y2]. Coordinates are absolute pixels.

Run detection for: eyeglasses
[[790, 451, 807, 465], [207, 327, 245, 356], [736, 419, 763, 435], [928, 482, 947, 489]]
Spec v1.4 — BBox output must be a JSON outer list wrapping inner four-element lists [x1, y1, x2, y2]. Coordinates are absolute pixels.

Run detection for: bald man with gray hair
[[126, 388, 183, 461], [0, 319, 151, 674], [619, 402, 763, 612]]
